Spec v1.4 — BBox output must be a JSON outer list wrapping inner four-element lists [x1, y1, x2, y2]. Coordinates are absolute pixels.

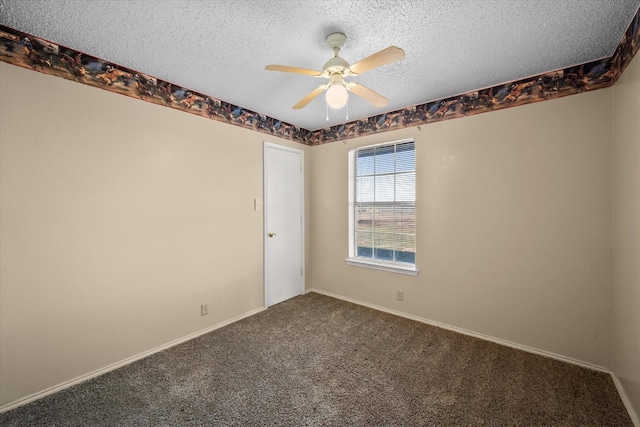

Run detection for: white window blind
[[348, 139, 416, 273]]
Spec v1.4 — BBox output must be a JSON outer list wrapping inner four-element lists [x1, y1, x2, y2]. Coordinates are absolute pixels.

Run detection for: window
[[347, 139, 418, 275]]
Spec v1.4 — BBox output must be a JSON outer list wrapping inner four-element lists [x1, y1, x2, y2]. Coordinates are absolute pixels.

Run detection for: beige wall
[[0, 62, 310, 407], [1, 52, 638, 417], [310, 89, 613, 368], [612, 55, 640, 418]]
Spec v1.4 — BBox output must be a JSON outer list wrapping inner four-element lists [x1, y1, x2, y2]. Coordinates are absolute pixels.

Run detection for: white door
[[264, 142, 304, 307]]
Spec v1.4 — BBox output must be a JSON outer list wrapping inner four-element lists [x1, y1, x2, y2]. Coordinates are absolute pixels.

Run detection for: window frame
[[346, 138, 419, 276]]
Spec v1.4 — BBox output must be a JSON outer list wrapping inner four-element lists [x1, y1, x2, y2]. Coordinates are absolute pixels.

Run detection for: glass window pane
[[395, 206, 415, 234], [351, 140, 416, 266], [356, 149, 374, 176], [375, 145, 395, 174], [374, 233, 395, 261], [356, 176, 374, 202], [355, 206, 373, 231], [395, 233, 416, 254], [396, 142, 415, 173], [396, 172, 415, 202], [395, 248, 416, 264], [374, 175, 394, 202], [373, 206, 395, 234], [357, 246, 373, 258], [356, 232, 373, 258], [374, 232, 395, 249]]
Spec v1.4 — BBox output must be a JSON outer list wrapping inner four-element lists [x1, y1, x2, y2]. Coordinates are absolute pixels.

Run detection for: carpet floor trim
[[0, 306, 266, 414], [307, 288, 640, 425]]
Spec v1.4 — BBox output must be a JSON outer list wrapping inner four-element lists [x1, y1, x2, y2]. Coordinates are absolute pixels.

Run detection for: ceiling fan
[[265, 32, 405, 110]]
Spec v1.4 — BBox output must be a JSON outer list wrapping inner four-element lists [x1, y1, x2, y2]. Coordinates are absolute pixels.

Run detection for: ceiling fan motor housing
[[323, 56, 350, 74]]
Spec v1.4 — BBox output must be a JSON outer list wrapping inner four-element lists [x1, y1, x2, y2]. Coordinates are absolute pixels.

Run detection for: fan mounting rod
[[326, 32, 347, 52], [323, 32, 349, 74]]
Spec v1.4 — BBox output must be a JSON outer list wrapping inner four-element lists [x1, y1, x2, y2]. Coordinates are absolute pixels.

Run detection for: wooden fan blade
[[347, 83, 389, 107], [265, 64, 322, 76], [293, 85, 327, 109], [349, 46, 405, 75]]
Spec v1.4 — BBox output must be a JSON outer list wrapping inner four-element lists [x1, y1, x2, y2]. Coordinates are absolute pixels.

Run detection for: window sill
[[345, 258, 419, 276]]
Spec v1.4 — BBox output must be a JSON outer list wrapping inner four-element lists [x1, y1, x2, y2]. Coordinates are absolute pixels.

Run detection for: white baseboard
[[612, 374, 640, 426], [307, 288, 610, 372], [307, 288, 640, 424], [0, 306, 266, 414], [5, 290, 637, 425]]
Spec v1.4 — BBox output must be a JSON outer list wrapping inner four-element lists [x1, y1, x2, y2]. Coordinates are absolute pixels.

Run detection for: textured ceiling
[[1, 0, 639, 131]]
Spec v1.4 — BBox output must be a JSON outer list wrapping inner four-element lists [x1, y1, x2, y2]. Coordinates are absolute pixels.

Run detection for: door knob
[[268, 232, 277, 238]]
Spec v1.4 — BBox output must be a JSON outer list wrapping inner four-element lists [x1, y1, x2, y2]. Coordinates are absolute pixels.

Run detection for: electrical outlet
[[396, 291, 404, 301], [201, 304, 208, 316]]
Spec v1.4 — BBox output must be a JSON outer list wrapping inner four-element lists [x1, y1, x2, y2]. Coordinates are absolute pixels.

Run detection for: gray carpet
[[0, 292, 632, 426]]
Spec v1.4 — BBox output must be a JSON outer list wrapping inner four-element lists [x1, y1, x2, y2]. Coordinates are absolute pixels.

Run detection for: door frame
[[263, 141, 305, 308]]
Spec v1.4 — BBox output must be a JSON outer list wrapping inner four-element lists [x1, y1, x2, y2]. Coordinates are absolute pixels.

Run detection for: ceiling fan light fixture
[[326, 82, 348, 109], [265, 31, 404, 111]]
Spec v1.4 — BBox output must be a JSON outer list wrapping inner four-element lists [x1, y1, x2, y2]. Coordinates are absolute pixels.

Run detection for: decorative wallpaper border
[[0, 25, 313, 144], [1, 6, 639, 146], [307, 6, 640, 145]]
